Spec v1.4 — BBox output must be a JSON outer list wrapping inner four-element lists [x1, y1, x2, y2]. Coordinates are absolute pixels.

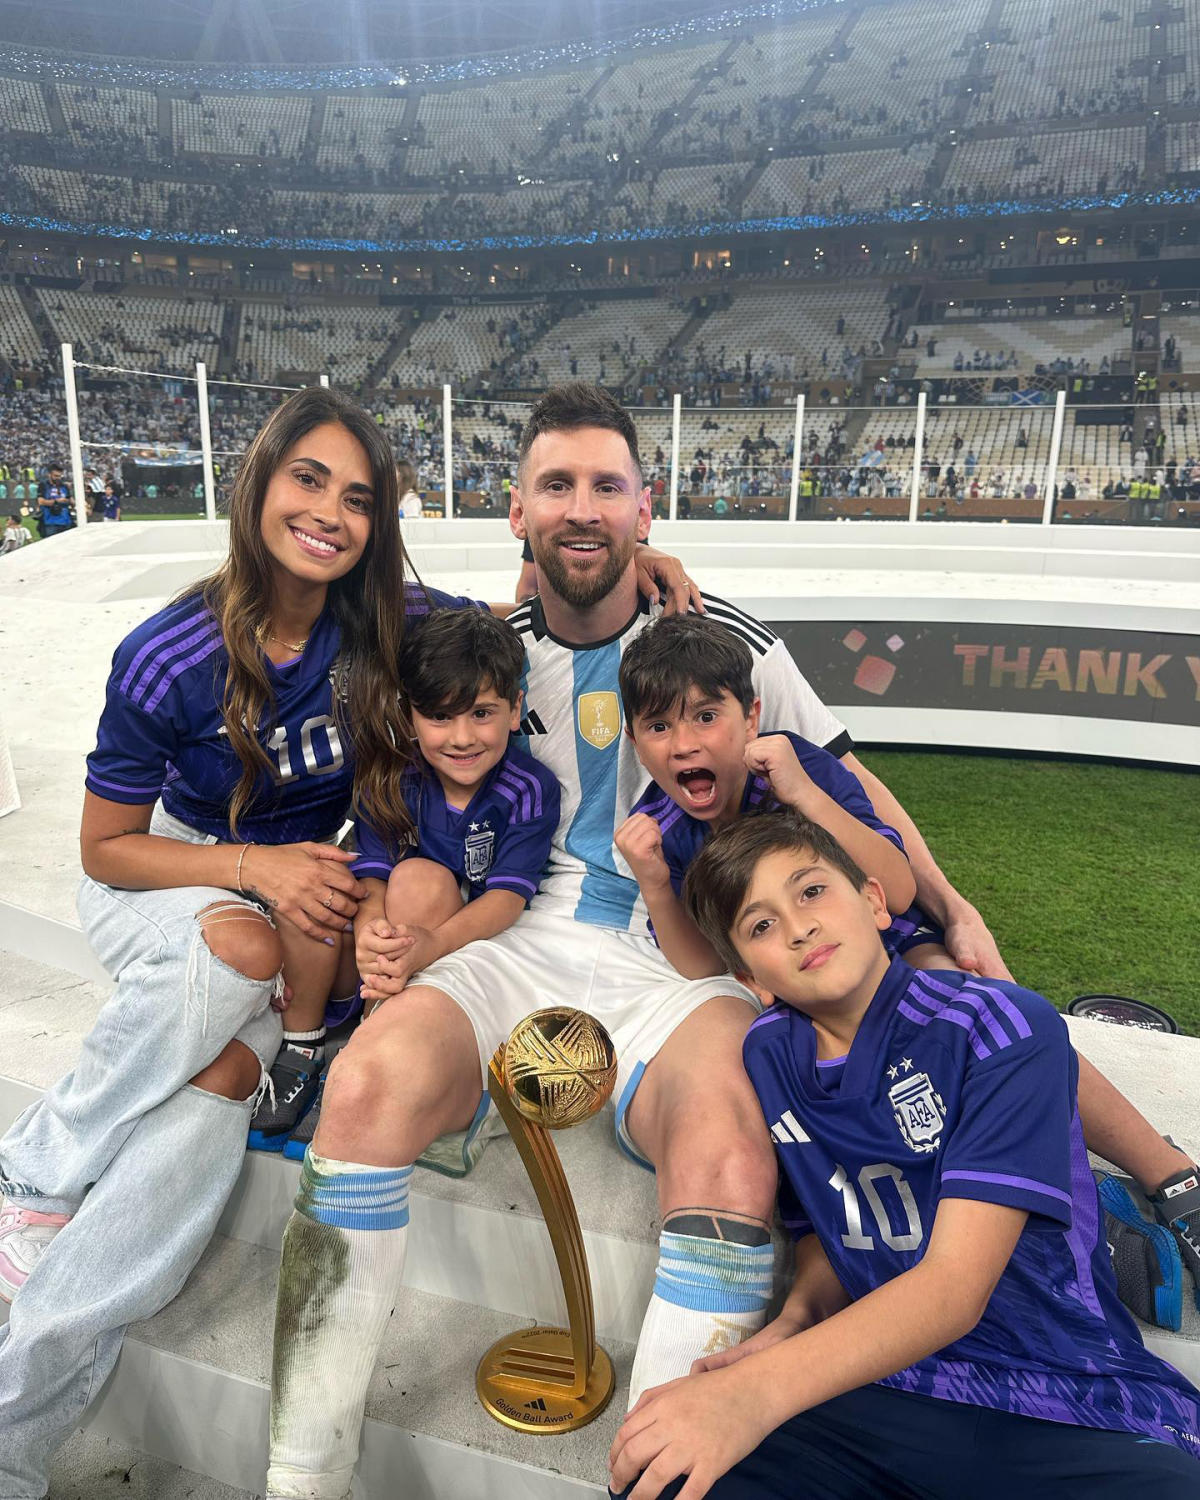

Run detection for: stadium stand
[[316, 93, 411, 173], [976, 0, 1145, 122], [0, 285, 47, 368], [36, 289, 224, 375], [910, 317, 1128, 375], [744, 142, 939, 217], [0, 75, 51, 133], [173, 92, 312, 157], [59, 82, 159, 156], [238, 301, 404, 382], [406, 69, 600, 178], [389, 303, 547, 387], [941, 126, 1145, 200], [518, 296, 692, 384]]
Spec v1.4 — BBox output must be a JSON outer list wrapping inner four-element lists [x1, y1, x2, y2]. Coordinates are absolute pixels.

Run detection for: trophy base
[[476, 1326, 615, 1433]]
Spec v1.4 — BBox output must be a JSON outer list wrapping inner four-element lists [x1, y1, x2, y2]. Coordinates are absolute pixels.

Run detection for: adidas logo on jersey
[[770, 1110, 810, 1145]]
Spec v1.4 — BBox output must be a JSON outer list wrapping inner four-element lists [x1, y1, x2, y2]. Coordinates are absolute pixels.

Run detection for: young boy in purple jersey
[[254, 609, 560, 1162], [351, 607, 559, 1006], [613, 614, 950, 981], [608, 812, 1200, 1500]]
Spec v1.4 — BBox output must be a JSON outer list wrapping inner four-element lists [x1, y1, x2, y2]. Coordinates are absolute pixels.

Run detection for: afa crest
[[888, 1069, 946, 1155], [464, 823, 496, 882], [577, 692, 621, 751]]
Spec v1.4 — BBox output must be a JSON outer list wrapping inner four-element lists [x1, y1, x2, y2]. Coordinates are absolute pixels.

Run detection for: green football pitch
[[864, 749, 1200, 1036]]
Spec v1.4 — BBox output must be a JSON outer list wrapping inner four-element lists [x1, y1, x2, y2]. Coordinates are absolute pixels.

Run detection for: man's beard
[[530, 529, 636, 608]]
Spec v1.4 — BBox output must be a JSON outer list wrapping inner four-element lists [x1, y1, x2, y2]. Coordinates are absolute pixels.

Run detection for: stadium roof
[[0, 0, 837, 67]]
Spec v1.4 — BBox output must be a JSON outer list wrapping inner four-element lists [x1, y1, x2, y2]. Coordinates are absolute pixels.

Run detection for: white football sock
[[267, 1150, 412, 1499], [628, 1229, 774, 1409]]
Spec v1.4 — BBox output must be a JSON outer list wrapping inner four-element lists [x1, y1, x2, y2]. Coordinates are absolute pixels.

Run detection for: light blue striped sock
[[629, 1231, 775, 1407], [295, 1148, 412, 1230]]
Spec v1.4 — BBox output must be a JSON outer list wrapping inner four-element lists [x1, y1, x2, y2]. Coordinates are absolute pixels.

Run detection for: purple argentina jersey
[[630, 730, 939, 959], [85, 585, 482, 844], [743, 958, 1200, 1459], [351, 743, 559, 906]]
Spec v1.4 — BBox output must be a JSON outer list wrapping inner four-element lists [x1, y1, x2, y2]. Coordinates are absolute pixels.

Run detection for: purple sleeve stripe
[[898, 997, 991, 1061], [119, 609, 212, 693], [878, 824, 906, 849], [86, 772, 162, 798], [973, 982, 1034, 1041], [129, 623, 221, 709], [127, 620, 220, 704], [142, 634, 224, 714], [781, 1217, 813, 1231], [657, 802, 687, 835], [487, 874, 538, 897], [498, 763, 542, 819], [350, 860, 394, 879], [941, 1169, 1072, 1207], [911, 974, 1011, 1053], [748, 1009, 785, 1032], [639, 791, 675, 819], [495, 770, 532, 822]]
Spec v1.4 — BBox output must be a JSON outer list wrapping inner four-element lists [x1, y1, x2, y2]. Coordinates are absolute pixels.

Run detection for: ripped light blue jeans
[[0, 805, 283, 1499]]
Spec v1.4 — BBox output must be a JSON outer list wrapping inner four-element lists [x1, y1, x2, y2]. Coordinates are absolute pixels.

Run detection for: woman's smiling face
[[259, 421, 376, 586]]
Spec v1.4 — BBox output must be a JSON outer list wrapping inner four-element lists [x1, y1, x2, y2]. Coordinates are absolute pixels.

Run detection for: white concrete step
[[48, 1428, 258, 1500], [3, 1234, 627, 1498]]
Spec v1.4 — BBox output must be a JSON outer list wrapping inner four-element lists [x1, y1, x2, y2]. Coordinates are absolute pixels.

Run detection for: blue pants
[[611, 1384, 1199, 1499]]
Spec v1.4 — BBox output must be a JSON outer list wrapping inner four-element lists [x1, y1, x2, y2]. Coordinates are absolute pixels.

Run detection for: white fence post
[[319, 374, 330, 388], [1041, 388, 1067, 526], [788, 392, 806, 522], [195, 361, 217, 523], [909, 390, 927, 524], [61, 343, 88, 528], [668, 392, 682, 521], [442, 383, 454, 519]]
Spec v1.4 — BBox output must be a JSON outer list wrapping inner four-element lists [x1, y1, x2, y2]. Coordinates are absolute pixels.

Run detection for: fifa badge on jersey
[[464, 821, 495, 882], [577, 691, 621, 750], [888, 1067, 946, 1154]]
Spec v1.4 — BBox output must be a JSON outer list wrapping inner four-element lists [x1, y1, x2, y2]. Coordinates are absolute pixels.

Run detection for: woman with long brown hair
[[0, 385, 479, 1496]]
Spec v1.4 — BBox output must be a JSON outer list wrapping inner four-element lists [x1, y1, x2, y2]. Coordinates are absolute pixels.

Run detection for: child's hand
[[745, 735, 813, 810], [607, 1367, 773, 1499], [360, 923, 442, 998], [355, 918, 414, 976], [615, 813, 672, 893]]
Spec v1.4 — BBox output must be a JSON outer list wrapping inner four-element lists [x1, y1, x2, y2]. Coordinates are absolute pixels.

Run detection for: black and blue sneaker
[[1098, 1173, 1183, 1331], [248, 1044, 322, 1153], [283, 1071, 326, 1161], [1149, 1163, 1200, 1311]]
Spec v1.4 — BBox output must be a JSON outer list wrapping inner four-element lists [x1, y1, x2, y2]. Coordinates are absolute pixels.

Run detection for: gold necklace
[[259, 628, 309, 653]]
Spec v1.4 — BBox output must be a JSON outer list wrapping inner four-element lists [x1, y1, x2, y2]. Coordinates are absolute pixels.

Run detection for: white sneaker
[[0, 1198, 72, 1302]]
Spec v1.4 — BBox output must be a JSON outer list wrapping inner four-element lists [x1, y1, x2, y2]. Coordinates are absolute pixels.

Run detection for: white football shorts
[[413, 904, 759, 1168]]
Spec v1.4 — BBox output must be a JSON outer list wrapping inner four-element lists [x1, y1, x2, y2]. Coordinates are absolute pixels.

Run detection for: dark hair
[[620, 614, 755, 724], [683, 811, 868, 976], [517, 382, 642, 480], [184, 385, 418, 840], [399, 607, 525, 716]]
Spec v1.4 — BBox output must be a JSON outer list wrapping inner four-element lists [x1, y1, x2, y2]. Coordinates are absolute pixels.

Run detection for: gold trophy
[[476, 1007, 618, 1433]]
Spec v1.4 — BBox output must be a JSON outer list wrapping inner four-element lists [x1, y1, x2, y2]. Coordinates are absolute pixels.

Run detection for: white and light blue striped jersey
[[507, 591, 851, 933]]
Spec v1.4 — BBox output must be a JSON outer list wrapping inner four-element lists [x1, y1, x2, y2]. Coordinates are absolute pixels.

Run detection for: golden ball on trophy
[[502, 1008, 617, 1130]]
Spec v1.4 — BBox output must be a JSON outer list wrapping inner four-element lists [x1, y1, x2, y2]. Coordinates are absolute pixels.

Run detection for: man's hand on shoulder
[[942, 904, 1012, 980], [634, 544, 704, 617]]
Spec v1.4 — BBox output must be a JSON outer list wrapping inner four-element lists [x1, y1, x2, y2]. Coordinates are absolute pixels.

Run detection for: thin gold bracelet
[[235, 842, 251, 892]]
